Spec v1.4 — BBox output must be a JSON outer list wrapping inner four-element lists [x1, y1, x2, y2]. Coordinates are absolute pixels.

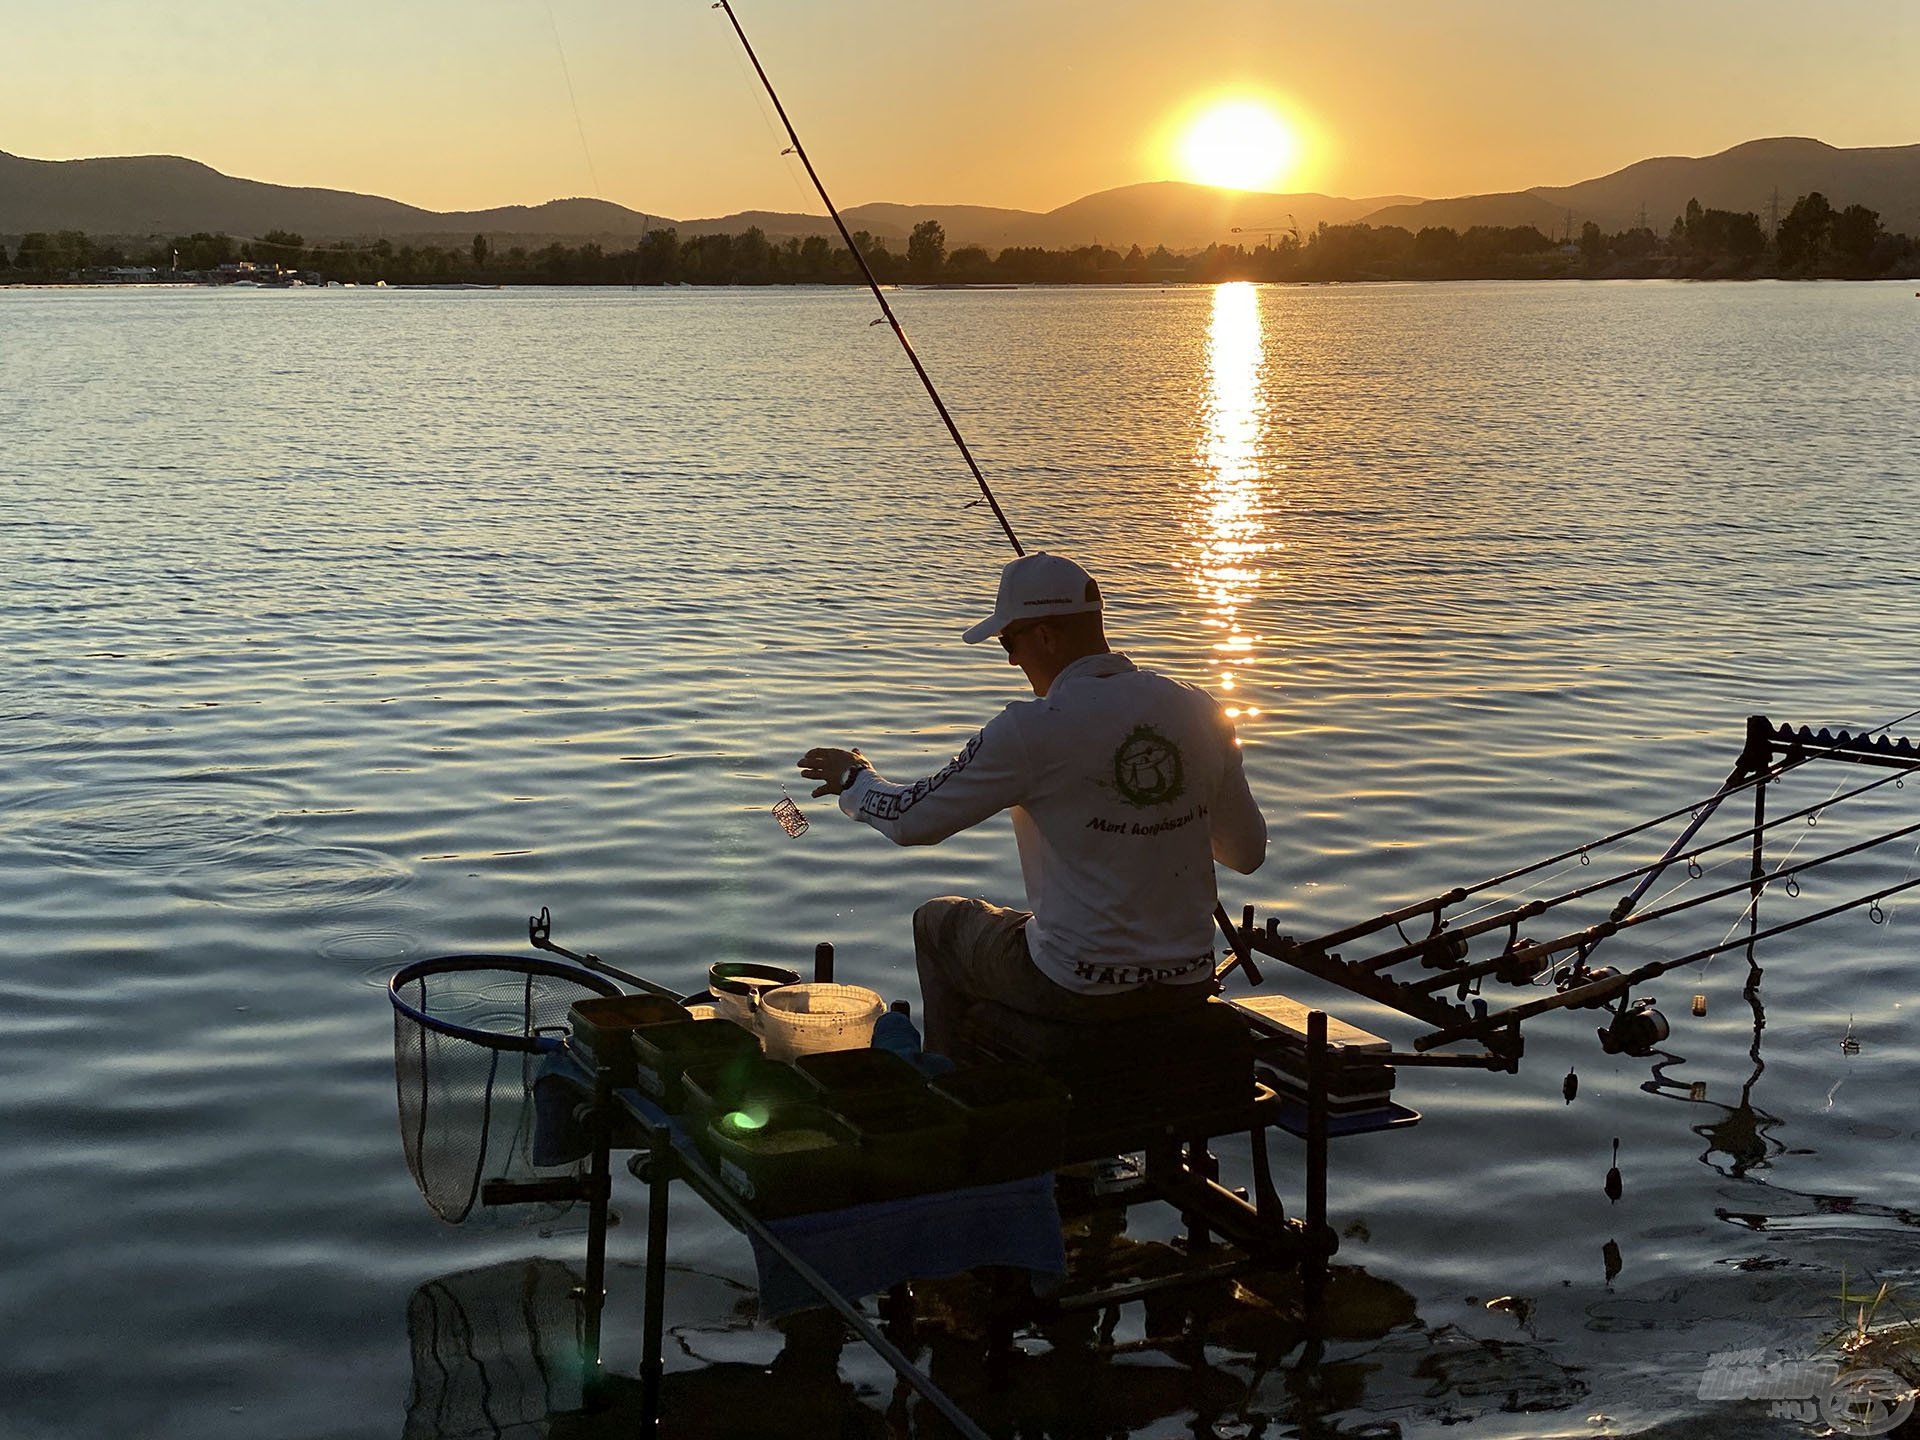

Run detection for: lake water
[[3, 280, 1918, 1439]]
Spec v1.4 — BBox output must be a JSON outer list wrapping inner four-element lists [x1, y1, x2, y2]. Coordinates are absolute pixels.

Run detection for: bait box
[[928, 1062, 1071, 1183], [629, 1019, 762, 1111], [566, 994, 689, 1086], [700, 1103, 861, 1219], [682, 1055, 814, 1131], [829, 1089, 970, 1201], [792, 1048, 926, 1100]]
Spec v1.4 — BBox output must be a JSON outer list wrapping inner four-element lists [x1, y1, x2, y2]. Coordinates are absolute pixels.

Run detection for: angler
[[797, 551, 1267, 1056]]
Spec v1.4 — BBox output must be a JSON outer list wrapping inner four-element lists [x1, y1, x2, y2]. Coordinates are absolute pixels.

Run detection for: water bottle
[[871, 1001, 922, 1060], [871, 1001, 954, 1076]]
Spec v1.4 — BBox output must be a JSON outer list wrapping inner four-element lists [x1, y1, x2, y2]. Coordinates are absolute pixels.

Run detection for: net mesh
[[403, 1258, 585, 1440], [392, 956, 617, 1224]]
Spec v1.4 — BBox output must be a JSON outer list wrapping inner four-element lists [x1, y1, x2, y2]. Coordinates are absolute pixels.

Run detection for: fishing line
[[1400, 812, 1920, 1000], [716, 27, 824, 217], [1455, 764, 1907, 936], [543, 0, 604, 201], [1705, 761, 1871, 974], [1437, 753, 1815, 910], [1393, 712, 1920, 933], [1348, 768, 1912, 979]]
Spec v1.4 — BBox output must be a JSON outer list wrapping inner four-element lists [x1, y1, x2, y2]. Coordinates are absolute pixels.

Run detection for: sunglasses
[[998, 620, 1046, 652]]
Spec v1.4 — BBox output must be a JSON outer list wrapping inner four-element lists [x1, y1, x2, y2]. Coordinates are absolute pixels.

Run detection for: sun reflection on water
[[1185, 281, 1275, 722]]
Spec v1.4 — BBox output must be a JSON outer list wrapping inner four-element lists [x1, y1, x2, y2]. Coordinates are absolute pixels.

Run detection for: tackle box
[[629, 1018, 763, 1110], [566, 994, 689, 1086]]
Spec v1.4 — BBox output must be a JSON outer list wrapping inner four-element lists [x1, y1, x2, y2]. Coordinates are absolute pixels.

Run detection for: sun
[[1177, 99, 1301, 192]]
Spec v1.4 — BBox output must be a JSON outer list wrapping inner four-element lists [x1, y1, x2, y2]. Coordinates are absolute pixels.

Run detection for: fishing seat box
[[953, 998, 1256, 1160], [1231, 993, 1397, 1115]]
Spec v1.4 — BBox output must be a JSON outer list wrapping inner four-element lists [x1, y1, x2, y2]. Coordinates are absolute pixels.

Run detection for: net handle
[[388, 953, 622, 1054]]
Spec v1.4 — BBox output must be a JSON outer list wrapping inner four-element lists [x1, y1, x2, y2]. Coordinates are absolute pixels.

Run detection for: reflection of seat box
[[700, 1104, 861, 1218], [567, 995, 689, 1086], [929, 1063, 1071, 1183], [629, 1019, 762, 1110], [829, 1089, 970, 1201]]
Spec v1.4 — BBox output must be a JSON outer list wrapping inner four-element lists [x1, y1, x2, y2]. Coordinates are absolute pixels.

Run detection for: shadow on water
[[402, 1209, 1603, 1440]]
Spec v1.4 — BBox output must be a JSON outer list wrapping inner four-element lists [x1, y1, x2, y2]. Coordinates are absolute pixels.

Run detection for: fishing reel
[[1559, 963, 1629, 1009], [1418, 931, 1471, 970], [1597, 995, 1670, 1058], [1492, 937, 1554, 986]]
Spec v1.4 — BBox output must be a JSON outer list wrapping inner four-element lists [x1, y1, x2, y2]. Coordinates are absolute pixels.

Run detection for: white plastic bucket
[[755, 983, 885, 1061]]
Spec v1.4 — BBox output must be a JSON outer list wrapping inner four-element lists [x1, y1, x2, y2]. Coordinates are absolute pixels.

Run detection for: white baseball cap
[[961, 552, 1103, 644]]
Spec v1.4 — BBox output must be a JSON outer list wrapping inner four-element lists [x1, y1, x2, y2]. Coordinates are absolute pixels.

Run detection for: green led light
[[722, 1108, 767, 1131]]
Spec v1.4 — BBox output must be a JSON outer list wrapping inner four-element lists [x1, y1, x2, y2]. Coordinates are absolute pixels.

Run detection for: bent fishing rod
[[712, 2, 1253, 964]]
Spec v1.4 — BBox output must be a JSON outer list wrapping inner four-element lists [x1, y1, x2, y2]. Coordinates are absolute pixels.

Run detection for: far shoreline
[[7, 274, 1917, 292]]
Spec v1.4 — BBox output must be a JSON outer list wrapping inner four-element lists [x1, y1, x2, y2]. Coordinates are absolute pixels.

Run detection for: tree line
[[4, 192, 1913, 286]]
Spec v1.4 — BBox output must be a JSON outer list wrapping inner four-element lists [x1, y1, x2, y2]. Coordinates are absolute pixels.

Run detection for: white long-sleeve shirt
[[839, 652, 1267, 994]]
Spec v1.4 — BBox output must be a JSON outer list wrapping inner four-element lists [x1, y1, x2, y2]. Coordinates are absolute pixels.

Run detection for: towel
[[532, 1047, 1066, 1320]]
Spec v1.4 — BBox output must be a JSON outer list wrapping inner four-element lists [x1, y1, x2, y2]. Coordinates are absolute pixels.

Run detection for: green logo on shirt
[[1113, 724, 1185, 808]]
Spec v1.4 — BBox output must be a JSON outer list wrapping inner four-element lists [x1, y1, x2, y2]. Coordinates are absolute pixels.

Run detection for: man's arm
[[798, 710, 1029, 848], [1210, 719, 1267, 874]]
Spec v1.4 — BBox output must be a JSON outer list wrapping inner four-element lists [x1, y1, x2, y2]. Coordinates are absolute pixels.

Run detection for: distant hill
[[0, 151, 1413, 251], [1359, 138, 1920, 237], [1013, 182, 1420, 251], [6, 138, 1918, 253], [677, 187, 1417, 250]]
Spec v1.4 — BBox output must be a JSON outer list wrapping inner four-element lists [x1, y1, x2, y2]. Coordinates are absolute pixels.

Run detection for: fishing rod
[[711, 3, 1253, 963], [1344, 762, 1913, 977], [1285, 714, 1920, 962], [1412, 869, 1920, 1052], [1398, 811, 1920, 997], [712, 1, 1021, 556]]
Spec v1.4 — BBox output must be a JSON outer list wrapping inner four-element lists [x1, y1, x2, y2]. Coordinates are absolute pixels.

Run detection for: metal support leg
[[1304, 1012, 1330, 1320], [581, 1065, 613, 1407], [1747, 777, 1767, 988], [1249, 1124, 1284, 1222], [882, 1282, 915, 1345], [640, 1147, 671, 1437], [1184, 1140, 1214, 1252]]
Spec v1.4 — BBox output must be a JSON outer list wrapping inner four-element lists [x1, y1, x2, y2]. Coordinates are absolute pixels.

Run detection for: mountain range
[[3, 137, 1916, 251]]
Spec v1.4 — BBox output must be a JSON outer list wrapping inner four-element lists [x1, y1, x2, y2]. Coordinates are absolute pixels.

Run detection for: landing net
[[389, 954, 620, 1224]]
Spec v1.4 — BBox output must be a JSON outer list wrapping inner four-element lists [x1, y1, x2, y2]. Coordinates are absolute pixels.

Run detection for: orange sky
[[4, 1, 1915, 216]]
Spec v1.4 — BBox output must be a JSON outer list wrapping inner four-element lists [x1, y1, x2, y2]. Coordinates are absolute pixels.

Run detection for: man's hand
[[797, 747, 868, 799]]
